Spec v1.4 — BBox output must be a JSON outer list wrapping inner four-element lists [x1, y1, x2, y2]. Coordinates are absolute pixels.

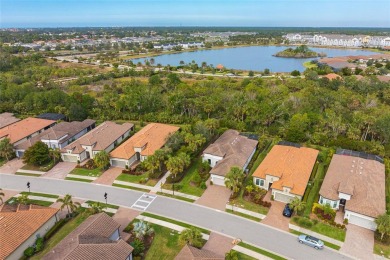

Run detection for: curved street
[[0, 174, 352, 260]]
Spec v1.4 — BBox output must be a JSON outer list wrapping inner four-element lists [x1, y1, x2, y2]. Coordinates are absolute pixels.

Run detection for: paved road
[[0, 174, 352, 260]]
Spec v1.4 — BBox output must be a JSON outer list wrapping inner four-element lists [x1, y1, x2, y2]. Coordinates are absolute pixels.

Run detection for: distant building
[[36, 113, 67, 121]]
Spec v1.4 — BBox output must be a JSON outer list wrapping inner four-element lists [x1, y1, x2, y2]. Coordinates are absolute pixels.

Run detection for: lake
[[131, 46, 378, 72]]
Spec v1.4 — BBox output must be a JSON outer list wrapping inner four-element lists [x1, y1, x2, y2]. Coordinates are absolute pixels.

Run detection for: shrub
[[343, 218, 348, 225], [83, 159, 96, 169], [35, 237, 44, 252], [341, 224, 346, 230], [124, 223, 134, 233], [148, 170, 162, 179], [200, 181, 207, 189], [312, 219, 319, 225], [298, 217, 313, 228], [192, 172, 202, 185], [44, 219, 68, 240], [131, 239, 145, 256], [210, 180, 213, 185], [139, 178, 147, 184], [24, 247, 35, 257]]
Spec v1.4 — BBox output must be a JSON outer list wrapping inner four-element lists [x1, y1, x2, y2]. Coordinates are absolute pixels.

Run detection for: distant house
[[61, 121, 134, 163], [202, 130, 258, 186], [36, 113, 67, 121], [319, 151, 385, 230], [252, 144, 319, 203], [0, 205, 59, 260], [14, 119, 96, 158], [0, 117, 56, 146], [110, 123, 179, 168], [43, 213, 133, 260], [0, 112, 20, 130], [322, 73, 342, 81]]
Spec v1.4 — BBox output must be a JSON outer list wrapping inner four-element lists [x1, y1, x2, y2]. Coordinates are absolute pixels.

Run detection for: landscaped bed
[[116, 172, 157, 186], [20, 192, 59, 199], [20, 159, 57, 172], [374, 240, 390, 258], [69, 167, 102, 177]]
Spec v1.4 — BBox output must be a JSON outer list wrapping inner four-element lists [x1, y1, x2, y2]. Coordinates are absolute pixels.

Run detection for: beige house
[[202, 130, 258, 186], [319, 152, 386, 230], [252, 144, 319, 203], [61, 121, 134, 163], [0, 205, 59, 260]]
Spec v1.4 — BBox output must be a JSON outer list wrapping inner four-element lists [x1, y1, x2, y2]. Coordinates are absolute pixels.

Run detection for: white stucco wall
[[319, 195, 340, 209], [338, 192, 351, 201], [202, 154, 223, 167]]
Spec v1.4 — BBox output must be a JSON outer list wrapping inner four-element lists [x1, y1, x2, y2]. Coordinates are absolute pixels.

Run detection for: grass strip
[[15, 172, 41, 177], [85, 200, 119, 209], [156, 192, 195, 203], [20, 191, 59, 199], [233, 251, 257, 260], [289, 229, 341, 250], [238, 242, 287, 260], [141, 212, 211, 235], [28, 200, 53, 207], [112, 183, 151, 192], [225, 209, 261, 222], [65, 177, 93, 183]]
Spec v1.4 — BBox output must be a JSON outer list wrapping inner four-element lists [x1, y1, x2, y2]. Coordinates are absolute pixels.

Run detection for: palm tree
[[142, 154, 159, 175], [179, 227, 203, 248], [225, 250, 239, 260], [0, 138, 15, 161], [224, 167, 245, 194], [57, 194, 81, 215], [87, 201, 106, 214], [93, 151, 110, 170], [0, 188, 5, 205], [133, 220, 154, 241], [375, 213, 390, 241], [16, 194, 29, 205], [49, 148, 61, 164], [289, 197, 306, 215], [154, 149, 168, 172]]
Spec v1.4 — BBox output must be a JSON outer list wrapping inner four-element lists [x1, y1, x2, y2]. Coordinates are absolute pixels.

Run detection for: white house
[[319, 151, 386, 230], [202, 130, 258, 186]]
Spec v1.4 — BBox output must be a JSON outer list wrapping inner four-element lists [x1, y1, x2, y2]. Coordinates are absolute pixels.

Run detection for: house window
[[320, 197, 323, 204], [208, 159, 211, 165], [255, 179, 264, 187], [260, 179, 264, 186], [333, 201, 337, 208]]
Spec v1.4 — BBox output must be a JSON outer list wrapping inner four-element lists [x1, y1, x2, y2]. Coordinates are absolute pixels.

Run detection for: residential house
[[0, 205, 59, 260], [0, 112, 20, 129], [61, 121, 134, 163], [202, 130, 258, 186], [14, 119, 96, 158], [43, 213, 133, 260], [36, 113, 67, 121], [319, 150, 385, 230], [110, 123, 179, 168], [0, 117, 56, 146], [175, 244, 224, 260], [252, 143, 319, 203]]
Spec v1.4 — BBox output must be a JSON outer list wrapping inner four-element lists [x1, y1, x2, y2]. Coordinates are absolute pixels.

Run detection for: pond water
[[131, 46, 378, 72]]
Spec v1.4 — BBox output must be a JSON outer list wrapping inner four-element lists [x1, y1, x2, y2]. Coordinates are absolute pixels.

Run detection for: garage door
[[62, 155, 78, 163], [349, 214, 376, 230], [274, 192, 294, 203], [211, 175, 225, 186], [111, 159, 126, 168]]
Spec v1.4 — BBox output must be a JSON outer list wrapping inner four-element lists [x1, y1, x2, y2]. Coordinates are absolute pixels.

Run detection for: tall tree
[[224, 167, 245, 194], [376, 214, 390, 241], [57, 194, 81, 215], [93, 151, 110, 170], [0, 138, 14, 161], [49, 148, 61, 164], [289, 197, 306, 215], [23, 141, 50, 166], [142, 154, 159, 175], [179, 227, 203, 248], [87, 201, 106, 214], [16, 194, 29, 205]]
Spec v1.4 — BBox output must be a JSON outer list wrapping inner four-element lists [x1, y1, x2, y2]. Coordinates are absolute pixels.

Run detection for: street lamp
[[27, 182, 31, 193], [104, 192, 108, 204]]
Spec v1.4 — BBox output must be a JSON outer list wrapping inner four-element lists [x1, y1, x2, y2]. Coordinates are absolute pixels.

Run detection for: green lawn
[[116, 173, 156, 186], [145, 224, 185, 260], [303, 61, 318, 69], [166, 157, 206, 197], [238, 242, 286, 260], [20, 160, 56, 172], [290, 229, 341, 250], [85, 200, 119, 209], [141, 212, 211, 235], [69, 167, 102, 177], [233, 251, 257, 260], [20, 192, 59, 199], [374, 241, 390, 258], [31, 211, 91, 260], [291, 216, 346, 242], [226, 209, 261, 222], [65, 177, 93, 183], [15, 172, 41, 177], [112, 183, 151, 192], [28, 200, 54, 207], [229, 197, 269, 215], [156, 192, 195, 203]]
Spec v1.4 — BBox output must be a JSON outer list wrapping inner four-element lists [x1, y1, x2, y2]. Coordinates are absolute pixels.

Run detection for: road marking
[[131, 193, 157, 211]]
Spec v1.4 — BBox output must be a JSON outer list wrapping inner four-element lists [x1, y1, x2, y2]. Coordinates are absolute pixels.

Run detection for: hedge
[[44, 218, 68, 240]]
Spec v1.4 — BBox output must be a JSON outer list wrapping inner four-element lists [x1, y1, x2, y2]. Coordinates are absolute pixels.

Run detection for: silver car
[[297, 235, 324, 250]]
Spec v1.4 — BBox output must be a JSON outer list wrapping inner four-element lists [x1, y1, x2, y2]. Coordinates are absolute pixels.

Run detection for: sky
[[1, 0, 390, 28]]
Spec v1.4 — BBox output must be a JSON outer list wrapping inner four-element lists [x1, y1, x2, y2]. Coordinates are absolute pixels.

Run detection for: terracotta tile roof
[[110, 123, 179, 159], [62, 121, 133, 155], [15, 119, 96, 150], [175, 244, 224, 260], [203, 130, 258, 177], [0, 112, 20, 129], [319, 154, 386, 218], [322, 73, 342, 81], [43, 213, 133, 260], [0, 205, 59, 259], [376, 75, 390, 82], [252, 145, 319, 196], [0, 117, 56, 144]]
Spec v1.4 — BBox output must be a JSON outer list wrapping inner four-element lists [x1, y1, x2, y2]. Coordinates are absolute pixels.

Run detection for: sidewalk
[[17, 169, 46, 175], [232, 245, 274, 260], [149, 171, 170, 193], [67, 174, 97, 181], [80, 202, 118, 214]]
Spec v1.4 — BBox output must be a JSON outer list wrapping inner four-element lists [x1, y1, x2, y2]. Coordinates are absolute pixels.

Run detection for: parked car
[[282, 203, 293, 217], [297, 235, 324, 250]]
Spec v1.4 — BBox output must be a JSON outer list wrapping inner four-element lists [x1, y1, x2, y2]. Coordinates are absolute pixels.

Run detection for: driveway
[[113, 207, 140, 232], [0, 189, 20, 209], [43, 162, 76, 179], [341, 224, 375, 260], [195, 183, 231, 211], [93, 167, 122, 185], [260, 191, 290, 231], [203, 232, 234, 257], [0, 159, 24, 174]]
